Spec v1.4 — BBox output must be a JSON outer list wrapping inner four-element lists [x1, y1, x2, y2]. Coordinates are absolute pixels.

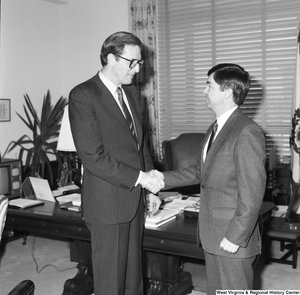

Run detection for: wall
[[60, 0, 130, 96], [0, 0, 129, 159]]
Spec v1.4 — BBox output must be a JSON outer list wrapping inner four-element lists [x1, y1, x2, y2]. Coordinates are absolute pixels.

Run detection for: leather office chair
[[0, 195, 35, 295], [162, 132, 205, 194], [7, 281, 35, 295]]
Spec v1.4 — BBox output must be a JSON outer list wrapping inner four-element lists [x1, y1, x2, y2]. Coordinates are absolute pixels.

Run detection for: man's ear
[[224, 88, 233, 99], [107, 53, 116, 67]]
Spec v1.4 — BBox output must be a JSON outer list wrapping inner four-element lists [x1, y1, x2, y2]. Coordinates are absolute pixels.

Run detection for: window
[[157, 0, 300, 164]]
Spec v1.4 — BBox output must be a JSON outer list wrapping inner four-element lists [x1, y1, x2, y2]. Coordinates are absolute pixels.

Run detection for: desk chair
[[162, 133, 205, 194], [264, 183, 300, 269], [0, 195, 35, 295]]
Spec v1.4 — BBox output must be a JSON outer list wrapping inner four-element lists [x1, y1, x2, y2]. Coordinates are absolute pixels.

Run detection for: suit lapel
[[201, 108, 243, 178], [91, 75, 142, 149], [200, 128, 212, 168]]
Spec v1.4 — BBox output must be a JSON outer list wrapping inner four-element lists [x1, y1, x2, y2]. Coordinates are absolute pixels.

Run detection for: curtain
[[130, 0, 160, 164], [291, 28, 300, 183]]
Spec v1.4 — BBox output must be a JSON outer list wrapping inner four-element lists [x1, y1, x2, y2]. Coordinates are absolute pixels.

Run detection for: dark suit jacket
[[69, 73, 153, 225], [164, 108, 266, 258]]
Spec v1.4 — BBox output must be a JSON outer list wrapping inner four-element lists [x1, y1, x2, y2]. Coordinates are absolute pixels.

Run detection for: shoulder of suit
[[231, 108, 262, 131], [70, 74, 105, 97]]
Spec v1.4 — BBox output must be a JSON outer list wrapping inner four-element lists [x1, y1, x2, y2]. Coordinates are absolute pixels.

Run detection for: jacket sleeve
[[226, 124, 266, 247], [163, 159, 201, 189]]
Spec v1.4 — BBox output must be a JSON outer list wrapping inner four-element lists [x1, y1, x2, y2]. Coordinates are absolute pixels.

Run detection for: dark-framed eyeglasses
[[115, 54, 144, 69]]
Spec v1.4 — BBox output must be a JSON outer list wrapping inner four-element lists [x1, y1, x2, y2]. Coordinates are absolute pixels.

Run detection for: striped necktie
[[207, 120, 218, 152], [116, 87, 138, 146]]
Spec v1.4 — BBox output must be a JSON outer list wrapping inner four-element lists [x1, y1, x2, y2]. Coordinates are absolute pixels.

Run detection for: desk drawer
[[6, 216, 91, 241], [143, 236, 203, 259]]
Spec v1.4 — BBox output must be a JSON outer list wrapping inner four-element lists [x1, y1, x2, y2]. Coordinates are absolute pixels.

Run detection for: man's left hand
[[147, 193, 162, 217], [219, 237, 240, 254]]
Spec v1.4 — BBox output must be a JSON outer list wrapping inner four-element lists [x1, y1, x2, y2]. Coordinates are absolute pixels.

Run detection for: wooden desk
[[6, 201, 274, 295]]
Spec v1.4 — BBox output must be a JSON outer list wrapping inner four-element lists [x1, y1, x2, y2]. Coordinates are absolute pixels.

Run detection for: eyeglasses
[[115, 54, 144, 69]]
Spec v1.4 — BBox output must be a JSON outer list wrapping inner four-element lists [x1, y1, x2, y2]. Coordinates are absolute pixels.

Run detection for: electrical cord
[[29, 235, 77, 273]]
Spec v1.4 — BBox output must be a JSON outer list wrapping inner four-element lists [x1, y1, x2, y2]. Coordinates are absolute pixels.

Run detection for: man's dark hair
[[207, 63, 251, 106], [100, 31, 143, 67]]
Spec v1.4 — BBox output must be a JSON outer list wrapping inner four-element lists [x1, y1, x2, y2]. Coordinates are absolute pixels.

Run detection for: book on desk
[[145, 209, 179, 228], [145, 195, 200, 228], [8, 198, 44, 209]]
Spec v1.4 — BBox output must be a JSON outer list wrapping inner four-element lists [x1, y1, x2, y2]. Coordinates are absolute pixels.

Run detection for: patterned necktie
[[207, 120, 218, 152], [116, 87, 138, 146]]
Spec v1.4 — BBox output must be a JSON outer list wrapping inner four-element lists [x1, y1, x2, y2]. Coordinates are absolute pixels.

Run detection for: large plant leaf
[[4, 90, 68, 187]]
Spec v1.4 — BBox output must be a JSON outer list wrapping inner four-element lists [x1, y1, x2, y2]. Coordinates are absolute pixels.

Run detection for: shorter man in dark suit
[[163, 63, 266, 293]]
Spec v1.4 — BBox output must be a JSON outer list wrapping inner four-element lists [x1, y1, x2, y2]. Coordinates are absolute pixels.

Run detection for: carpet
[[1, 236, 300, 294], [0, 236, 78, 294]]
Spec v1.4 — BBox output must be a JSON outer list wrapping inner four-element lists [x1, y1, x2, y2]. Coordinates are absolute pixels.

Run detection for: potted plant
[[3, 90, 68, 188]]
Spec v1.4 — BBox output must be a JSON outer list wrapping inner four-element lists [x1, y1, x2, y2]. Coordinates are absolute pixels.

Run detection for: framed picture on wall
[[0, 99, 11, 122]]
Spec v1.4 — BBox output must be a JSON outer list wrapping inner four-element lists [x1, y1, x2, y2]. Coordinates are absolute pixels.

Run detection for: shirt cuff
[[135, 170, 142, 186]]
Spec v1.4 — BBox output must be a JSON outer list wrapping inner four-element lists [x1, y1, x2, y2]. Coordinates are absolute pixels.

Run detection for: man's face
[[112, 44, 141, 86], [203, 73, 226, 112]]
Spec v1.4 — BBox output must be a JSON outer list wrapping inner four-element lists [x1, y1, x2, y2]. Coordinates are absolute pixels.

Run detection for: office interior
[[1, 0, 300, 294]]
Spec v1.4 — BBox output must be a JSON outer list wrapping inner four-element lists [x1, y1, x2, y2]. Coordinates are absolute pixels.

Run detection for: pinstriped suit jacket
[[164, 108, 267, 258], [69, 73, 153, 225]]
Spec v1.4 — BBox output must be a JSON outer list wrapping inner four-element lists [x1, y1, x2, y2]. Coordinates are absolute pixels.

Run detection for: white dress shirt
[[203, 106, 238, 161]]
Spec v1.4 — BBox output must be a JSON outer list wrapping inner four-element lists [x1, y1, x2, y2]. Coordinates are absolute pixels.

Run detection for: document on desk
[[57, 184, 80, 192], [145, 216, 176, 228], [9, 198, 44, 209], [163, 197, 199, 211], [56, 193, 81, 205], [145, 208, 179, 228]]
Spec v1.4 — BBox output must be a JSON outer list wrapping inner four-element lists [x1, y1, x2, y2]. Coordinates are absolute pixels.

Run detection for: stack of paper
[[9, 198, 44, 209], [163, 197, 199, 211], [52, 184, 80, 197], [145, 208, 179, 228], [56, 193, 81, 205]]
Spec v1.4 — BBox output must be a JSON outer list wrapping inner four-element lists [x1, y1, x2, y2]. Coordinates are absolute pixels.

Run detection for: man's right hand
[[139, 170, 165, 194]]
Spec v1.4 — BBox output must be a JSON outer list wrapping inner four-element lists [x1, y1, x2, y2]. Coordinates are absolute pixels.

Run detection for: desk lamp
[[57, 106, 82, 188]]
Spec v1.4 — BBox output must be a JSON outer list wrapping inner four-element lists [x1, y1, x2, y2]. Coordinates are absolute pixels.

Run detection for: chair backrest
[[162, 133, 206, 171], [162, 133, 205, 194], [7, 280, 35, 295], [286, 180, 300, 221], [0, 194, 9, 243]]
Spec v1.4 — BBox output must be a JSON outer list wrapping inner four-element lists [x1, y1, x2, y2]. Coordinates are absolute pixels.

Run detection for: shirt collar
[[99, 71, 121, 95], [215, 106, 238, 130]]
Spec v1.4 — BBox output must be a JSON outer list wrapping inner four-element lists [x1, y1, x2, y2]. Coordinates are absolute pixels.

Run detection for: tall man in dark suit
[[163, 63, 266, 293], [69, 31, 163, 295]]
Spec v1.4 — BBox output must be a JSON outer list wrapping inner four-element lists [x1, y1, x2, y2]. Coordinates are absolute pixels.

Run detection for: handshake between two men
[[139, 169, 165, 194]]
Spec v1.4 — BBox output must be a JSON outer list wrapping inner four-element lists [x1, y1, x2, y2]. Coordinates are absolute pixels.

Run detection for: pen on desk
[[60, 205, 81, 212], [62, 189, 81, 195], [67, 207, 81, 212]]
